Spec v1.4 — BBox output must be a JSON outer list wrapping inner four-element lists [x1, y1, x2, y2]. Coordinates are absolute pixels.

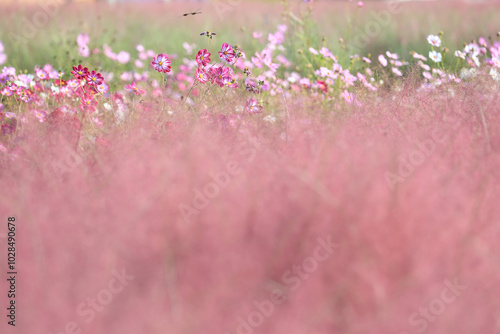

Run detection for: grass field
[[1, 1, 500, 333]]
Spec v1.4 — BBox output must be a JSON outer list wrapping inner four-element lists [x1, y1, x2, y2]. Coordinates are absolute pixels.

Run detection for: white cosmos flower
[[492, 56, 500, 68], [464, 43, 480, 56], [490, 68, 499, 82], [429, 51, 442, 63], [263, 115, 276, 123], [427, 35, 441, 47], [454, 50, 466, 59], [471, 54, 480, 67]]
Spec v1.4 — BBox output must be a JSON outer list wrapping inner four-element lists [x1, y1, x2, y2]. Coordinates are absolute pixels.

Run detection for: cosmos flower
[[427, 35, 441, 47], [471, 54, 480, 67], [392, 67, 403, 77], [86, 70, 104, 86], [151, 53, 171, 73], [491, 56, 500, 68], [35, 68, 49, 80], [412, 52, 427, 61], [219, 43, 235, 63], [309, 47, 319, 55], [423, 71, 433, 80], [71, 65, 89, 80], [196, 49, 211, 67], [490, 68, 499, 81], [454, 50, 466, 59], [195, 68, 209, 84], [116, 51, 130, 64], [246, 98, 263, 114], [77, 33, 89, 48], [125, 82, 145, 95], [316, 80, 328, 93], [80, 93, 98, 112], [429, 51, 442, 63], [342, 89, 354, 103], [79, 45, 90, 58], [464, 43, 480, 56], [378, 54, 388, 67], [211, 66, 230, 87], [386, 51, 399, 60]]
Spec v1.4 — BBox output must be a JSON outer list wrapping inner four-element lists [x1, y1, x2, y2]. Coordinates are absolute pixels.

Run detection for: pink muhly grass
[[0, 79, 499, 334]]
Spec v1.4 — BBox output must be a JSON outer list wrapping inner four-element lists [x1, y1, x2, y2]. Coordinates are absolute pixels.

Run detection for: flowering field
[[0, 1, 500, 334]]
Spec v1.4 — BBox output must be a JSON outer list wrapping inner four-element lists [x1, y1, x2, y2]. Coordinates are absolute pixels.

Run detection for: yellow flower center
[[159, 61, 163, 66], [224, 51, 228, 55], [200, 56, 204, 60]]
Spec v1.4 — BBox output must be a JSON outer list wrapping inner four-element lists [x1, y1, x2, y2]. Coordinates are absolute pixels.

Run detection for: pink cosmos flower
[[1, 87, 13, 97], [317, 80, 327, 93], [309, 47, 319, 55], [71, 65, 89, 80], [35, 68, 49, 80], [386, 51, 399, 60], [80, 93, 98, 113], [378, 54, 388, 67], [116, 51, 130, 64], [268, 32, 284, 45], [246, 98, 262, 114], [135, 60, 144, 68], [34, 109, 47, 123], [195, 68, 209, 84], [392, 67, 403, 77], [151, 53, 171, 73], [196, 49, 211, 67], [299, 77, 311, 88], [219, 43, 235, 63], [413, 52, 427, 61], [252, 31, 262, 39], [97, 82, 109, 94], [79, 45, 90, 58], [86, 70, 104, 86], [251, 52, 264, 68], [492, 56, 500, 68], [212, 66, 230, 87], [342, 90, 354, 103], [125, 82, 145, 95], [77, 33, 89, 48]]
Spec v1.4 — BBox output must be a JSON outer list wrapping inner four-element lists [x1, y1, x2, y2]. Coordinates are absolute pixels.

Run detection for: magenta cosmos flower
[[125, 82, 145, 95], [219, 43, 235, 63], [86, 70, 104, 86], [196, 49, 211, 67], [211, 66, 230, 87], [71, 65, 89, 80], [195, 68, 209, 84], [151, 53, 171, 73]]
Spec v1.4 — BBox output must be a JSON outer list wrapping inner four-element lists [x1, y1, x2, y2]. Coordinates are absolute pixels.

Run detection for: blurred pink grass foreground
[[1, 82, 500, 334]]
